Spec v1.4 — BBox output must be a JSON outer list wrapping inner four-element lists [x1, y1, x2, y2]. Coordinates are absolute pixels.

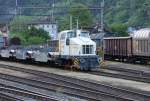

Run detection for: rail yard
[[0, 60, 149, 101], [0, 0, 150, 101]]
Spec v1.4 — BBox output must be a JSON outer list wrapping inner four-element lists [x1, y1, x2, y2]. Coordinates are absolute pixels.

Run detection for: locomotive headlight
[[10, 49, 16, 54], [27, 51, 33, 54], [10, 49, 15, 53]]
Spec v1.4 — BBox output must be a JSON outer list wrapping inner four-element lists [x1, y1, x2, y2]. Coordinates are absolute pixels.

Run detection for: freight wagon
[[104, 28, 150, 64], [104, 37, 133, 62], [132, 28, 150, 63]]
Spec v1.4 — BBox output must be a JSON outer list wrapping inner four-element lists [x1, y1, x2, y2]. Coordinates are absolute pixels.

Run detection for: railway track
[[0, 79, 81, 101], [0, 64, 149, 101], [90, 67, 150, 84], [0, 85, 60, 101], [0, 73, 132, 101], [104, 65, 150, 77], [0, 91, 27, 101]]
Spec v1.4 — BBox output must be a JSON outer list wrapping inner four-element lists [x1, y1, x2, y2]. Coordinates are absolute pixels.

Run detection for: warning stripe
[[72, 57, 80, 65]]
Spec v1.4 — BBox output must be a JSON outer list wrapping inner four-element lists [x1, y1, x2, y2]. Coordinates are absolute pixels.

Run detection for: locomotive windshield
[[80, 32, 89, 38], [67, 31, 76, 38]]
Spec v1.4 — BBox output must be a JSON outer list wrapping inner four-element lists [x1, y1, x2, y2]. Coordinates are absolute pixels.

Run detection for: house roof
[[0, 15, 13, 24], [90, 32, 105, 40]]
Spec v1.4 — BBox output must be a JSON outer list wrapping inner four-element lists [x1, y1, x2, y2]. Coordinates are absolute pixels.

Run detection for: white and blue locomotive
[[0, 30, 101, 71]]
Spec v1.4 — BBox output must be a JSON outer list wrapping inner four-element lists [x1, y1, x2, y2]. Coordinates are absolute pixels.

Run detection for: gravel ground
[[0, 61, 150, 92]]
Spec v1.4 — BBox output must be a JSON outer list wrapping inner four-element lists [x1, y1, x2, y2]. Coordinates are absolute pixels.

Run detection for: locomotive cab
[[58, 30, 96, 56]]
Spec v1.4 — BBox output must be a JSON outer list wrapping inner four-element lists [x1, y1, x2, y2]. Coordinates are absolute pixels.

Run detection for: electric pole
[[101, 0, 105, 62], [101, 0, 104, 32], [76, 18, 79, 29], [52, 0, 55, 22], [70, 15, 72, 30], [15, 0, 18, 16]]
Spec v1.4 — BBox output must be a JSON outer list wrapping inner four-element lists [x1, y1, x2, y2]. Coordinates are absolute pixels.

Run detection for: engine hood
[[70, 37, 96, 45]]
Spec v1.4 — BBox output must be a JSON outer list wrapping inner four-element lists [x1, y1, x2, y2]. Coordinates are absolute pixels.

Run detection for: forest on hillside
[[0, 0, 150, 44], [0, 0, 150, 27]]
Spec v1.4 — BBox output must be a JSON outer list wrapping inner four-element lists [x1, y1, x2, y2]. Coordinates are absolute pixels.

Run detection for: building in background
[[0, 24, 9, 47], [84, 24, 116, 49], [83, 24, 105, 48], [90, 33, 105, 48], [28, 17, 58, 40]]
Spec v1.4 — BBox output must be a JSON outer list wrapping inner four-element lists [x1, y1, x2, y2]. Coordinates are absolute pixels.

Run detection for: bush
[[10, 27, 50, 45], [27, 36, 45, 45]]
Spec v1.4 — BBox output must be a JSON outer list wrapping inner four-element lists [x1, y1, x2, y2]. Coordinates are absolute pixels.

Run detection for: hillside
[[0, 0, 150, 28], [105, 0, 150, 28]]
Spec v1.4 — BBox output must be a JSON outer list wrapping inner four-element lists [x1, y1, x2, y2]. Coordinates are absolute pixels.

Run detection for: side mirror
[[66, 38, 70, 45]]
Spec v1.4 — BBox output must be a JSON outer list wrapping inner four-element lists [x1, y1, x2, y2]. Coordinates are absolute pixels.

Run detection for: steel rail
[[0, 86, 60, 101], [103, 65, 150, 77], [0, 92, 25, 101], [90, 70, 150, 83]]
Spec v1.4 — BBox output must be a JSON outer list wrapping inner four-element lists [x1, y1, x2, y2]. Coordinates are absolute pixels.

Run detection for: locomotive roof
[[59, 29, 89, 33], [133, 28, 150, 39]]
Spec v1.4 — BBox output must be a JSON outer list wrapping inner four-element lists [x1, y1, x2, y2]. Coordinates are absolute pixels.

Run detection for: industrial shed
[[90, 32, 105, 48]]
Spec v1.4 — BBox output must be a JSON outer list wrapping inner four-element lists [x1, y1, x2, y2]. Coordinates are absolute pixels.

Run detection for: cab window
[[80, 31, 89, 38], [60, 33, 66, 40], [67, 31, 76, 38]]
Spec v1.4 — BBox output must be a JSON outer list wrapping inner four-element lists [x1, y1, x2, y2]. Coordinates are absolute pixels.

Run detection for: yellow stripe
[[74, 58, 80, 65]]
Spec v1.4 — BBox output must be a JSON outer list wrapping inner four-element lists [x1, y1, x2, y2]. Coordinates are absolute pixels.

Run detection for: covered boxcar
[[132, 28, 150, 63], [104, 37, 133, 61]]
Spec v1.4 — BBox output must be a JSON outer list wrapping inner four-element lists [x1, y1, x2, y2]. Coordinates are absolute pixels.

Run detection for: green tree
[[3, 0, 150, 28], [10, 16, 34, 33], [69, 3, 93, 28], [28, 27, 49, 41], [27, 36, 45, 45], [10, 26, 50, 45], [110, 23, 128, 37], [58, 3, 93, 31], [57, 16, 70, 31]]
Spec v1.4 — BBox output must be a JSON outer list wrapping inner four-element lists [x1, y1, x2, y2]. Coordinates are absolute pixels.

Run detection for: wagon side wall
[[133, 38, 149, 56], [104, 37, 133, 58]]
